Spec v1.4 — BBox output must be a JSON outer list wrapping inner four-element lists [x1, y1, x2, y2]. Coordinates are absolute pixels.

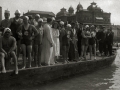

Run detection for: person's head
[[15, 10, 21, 19], [38, 18, 43, 26], [60, 21, 64, 28], [3, 28, 11, 38], [100, 26, 105, 30], [52, 17, 55, 21], [85, 25, 89, 28], [4, 10, 10, 19], [47, 17, 53, 25], [52, 22, 58, 29], [71, 22, 76, 28], [107, 28, 111, 33], [35, 14, 40, 21], [23, 16, 29, 24], [28, 15, 33, 21], [67, 24, 71, 30], [90, 25, 95, 31]]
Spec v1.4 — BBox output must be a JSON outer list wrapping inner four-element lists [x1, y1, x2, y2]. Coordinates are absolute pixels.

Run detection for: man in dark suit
[[97, 26, 106, 56], [77, 23, 83, 57], [105, 28, 114, 56]]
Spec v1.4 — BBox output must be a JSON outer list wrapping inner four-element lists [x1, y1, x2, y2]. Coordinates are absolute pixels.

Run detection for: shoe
[[22, 66, 26, 69]]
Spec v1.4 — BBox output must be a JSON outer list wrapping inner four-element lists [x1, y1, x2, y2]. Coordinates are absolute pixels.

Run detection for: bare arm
[[32, 25, 38, 38], [81, 31, 87, 38], [0, 37, 7, 55], [8, 37, 16, 53]]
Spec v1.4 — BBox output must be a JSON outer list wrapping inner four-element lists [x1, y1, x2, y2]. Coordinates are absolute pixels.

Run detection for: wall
[[0, 7, 2, 22]]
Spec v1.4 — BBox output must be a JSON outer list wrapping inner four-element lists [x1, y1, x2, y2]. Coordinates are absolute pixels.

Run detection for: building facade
[[56, 2, 111, 25], [23, 10, 55, 18]]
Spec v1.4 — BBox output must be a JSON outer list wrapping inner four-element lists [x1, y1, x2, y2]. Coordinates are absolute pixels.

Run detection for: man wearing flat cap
[[0, 10, 11, 36]]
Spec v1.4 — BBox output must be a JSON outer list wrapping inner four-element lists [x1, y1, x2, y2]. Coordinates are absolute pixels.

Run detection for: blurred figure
[[33, 14, 40, 26], [97, 26, 106, 56], [32, 14, 40, 60], [68, 22, 79, 61], [41, 17, 54, 66], [34, 19, 43, 67], [0, 28, 18, 74], [52, 22, 60, 63], [28, 15, 34, 25], [17, 16, 38, 69], [89, 25, 96, 60], [105, 28, 114, 56], [59, 21, 65, 57], [62, 24, 71, 63], [80, 25, 91, 60], [10, 10, 23, 60], [77, 23, 83, 57], [0, 10, 11, 36]]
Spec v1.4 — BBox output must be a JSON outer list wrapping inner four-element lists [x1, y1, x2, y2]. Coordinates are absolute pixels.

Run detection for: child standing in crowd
[[34, 19, 43, 67], [89, 25, 96, 60]]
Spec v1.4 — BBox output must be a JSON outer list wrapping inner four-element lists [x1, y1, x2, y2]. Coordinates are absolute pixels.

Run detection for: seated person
[[0, 28, 18, 74]]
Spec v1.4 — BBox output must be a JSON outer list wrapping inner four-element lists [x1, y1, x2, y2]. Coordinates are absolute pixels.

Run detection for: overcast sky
[[0, 0, 120, 25]]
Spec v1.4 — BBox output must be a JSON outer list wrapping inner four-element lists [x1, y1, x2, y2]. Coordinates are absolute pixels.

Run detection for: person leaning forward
[[0, 28, 18, 74]]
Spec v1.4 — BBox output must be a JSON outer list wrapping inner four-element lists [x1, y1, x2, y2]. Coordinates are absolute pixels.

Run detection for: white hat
[[67, 24, 71, 28], [60, 21, 64, 25], [43, 17, 47, 22], [91, 25, 94, 27], [52, 17, 55, 21], [15, 10, 21, 14], [38, 18, 43, 22], [24, 16, 29, 20], [35, 14, 40, 18], [85, 25, 89, 28], [3, 28, 11, 34], [4, 10, 10, 14]]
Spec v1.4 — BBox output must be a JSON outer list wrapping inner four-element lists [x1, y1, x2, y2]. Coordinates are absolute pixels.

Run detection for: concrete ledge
[[0, 55, 116, 88]]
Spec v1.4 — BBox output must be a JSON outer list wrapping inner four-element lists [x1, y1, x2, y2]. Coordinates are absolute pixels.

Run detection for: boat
[[0, 55, 116, 88]]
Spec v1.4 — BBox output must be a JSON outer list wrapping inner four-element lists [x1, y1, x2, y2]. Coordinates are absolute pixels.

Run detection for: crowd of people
[[0, 9, 114, 74]]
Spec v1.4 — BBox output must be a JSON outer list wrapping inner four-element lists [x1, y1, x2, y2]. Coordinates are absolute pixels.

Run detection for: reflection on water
[[13, 50, 120, 90]]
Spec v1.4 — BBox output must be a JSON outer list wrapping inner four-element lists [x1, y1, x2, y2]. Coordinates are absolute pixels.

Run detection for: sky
[[0, 0, 120, 25]]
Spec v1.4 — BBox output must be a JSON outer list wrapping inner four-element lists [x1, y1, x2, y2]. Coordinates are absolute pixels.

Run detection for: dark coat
[[105, 32, 114, 44]]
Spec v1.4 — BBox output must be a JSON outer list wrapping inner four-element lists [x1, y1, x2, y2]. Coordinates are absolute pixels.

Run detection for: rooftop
[[25, 10, 55, 16]]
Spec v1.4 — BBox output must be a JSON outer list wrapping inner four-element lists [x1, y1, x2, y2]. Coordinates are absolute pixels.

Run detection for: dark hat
[[28, 15, 33, 19], [47, 17, 52, 23]]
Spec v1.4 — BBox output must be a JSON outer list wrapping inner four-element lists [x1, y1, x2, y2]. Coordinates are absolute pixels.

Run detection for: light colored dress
[[52, 28, 60, 57], [41, 23, 54, 65]]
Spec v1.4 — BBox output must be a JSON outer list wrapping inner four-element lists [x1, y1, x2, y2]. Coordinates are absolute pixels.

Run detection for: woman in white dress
[[52, 22, 60, 63]]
